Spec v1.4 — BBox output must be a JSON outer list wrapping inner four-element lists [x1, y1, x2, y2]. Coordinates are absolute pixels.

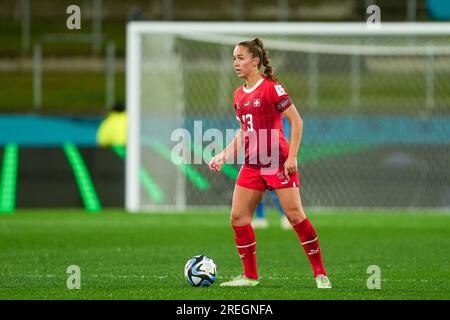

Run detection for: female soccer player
[[209, 38, 332, 288]]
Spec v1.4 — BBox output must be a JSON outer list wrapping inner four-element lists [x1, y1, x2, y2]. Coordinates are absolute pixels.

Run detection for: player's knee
[[230, 210, 252, 226], [284, 207, 306, 225]]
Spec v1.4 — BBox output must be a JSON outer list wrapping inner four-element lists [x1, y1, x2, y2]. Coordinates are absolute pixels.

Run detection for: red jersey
[[233, 76, 293, 169]]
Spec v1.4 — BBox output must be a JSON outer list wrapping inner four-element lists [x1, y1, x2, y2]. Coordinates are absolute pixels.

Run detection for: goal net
[[126, 22, 450, 212]]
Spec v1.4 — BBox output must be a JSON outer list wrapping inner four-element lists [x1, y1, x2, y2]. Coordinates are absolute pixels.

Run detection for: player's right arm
[[209, 125, 243, 172]]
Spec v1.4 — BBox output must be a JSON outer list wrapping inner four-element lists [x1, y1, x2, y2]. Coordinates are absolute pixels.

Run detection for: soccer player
[[209, 38, 332, 288]]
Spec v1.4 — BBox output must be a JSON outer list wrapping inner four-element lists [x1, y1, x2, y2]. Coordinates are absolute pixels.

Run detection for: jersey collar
[[242, 77, 265, 94]]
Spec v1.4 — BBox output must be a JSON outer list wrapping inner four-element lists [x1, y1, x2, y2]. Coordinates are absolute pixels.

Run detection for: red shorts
[[236, 165, 300, 191]]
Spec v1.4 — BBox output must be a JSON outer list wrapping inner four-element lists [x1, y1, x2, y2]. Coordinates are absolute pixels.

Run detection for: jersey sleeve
[[269, 83, 293, 112]]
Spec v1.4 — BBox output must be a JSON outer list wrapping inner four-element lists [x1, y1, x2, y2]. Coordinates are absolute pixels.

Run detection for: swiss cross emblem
[[253, 99, 260, 107]]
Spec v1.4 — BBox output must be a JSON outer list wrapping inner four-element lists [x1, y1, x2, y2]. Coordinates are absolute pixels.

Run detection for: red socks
[[232, 219, 326, 280], [293, 218, 327, 277], [232, 224, 258, 280]]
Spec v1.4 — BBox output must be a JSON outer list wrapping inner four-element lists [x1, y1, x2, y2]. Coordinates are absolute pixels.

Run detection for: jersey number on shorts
[[242, 114, 254, 132]]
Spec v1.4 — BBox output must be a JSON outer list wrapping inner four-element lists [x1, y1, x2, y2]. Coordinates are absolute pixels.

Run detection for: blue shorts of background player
[[252, 190, 292, 230]]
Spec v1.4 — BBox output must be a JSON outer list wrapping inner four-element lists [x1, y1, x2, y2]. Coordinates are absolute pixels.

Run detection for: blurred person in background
[[97, 103, 127, 146], [252, 190, 291, 230], [252, 116, 292, 230]]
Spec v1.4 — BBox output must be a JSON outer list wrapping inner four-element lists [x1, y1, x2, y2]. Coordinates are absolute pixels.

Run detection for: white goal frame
[[126, 22, 450, 212]]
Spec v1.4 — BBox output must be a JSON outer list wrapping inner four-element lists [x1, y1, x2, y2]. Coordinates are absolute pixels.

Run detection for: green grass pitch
[[0, 209, 449, 300]]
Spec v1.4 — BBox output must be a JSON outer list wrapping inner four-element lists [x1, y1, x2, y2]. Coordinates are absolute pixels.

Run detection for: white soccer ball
[[184, 255, 217, 287]]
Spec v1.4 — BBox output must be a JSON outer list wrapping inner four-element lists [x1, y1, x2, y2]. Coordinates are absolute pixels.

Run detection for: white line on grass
[[9, 274, 440, 283]]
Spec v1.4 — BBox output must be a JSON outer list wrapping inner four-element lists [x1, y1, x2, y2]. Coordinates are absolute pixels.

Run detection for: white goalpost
[[126, 22, 450, 212]]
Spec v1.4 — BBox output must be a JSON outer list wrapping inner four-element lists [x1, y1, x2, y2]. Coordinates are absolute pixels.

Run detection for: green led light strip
[[299, 144, 372, 163], [63, 143, 101, 212], [191, 143, 239, 180], [0, 144, 18, 214], [151, 142, 209, 191], [112, 146, 164, 204]]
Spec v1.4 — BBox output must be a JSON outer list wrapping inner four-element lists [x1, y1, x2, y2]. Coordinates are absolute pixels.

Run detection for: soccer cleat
[[280, 216, 292, 230], [251, 218, 269, 229], [220, 275, 260, 287], [315, 274, 332, 289]]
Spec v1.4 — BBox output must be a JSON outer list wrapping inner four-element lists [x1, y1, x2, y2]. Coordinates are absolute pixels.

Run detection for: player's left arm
[[282, 104, 303, 178]]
